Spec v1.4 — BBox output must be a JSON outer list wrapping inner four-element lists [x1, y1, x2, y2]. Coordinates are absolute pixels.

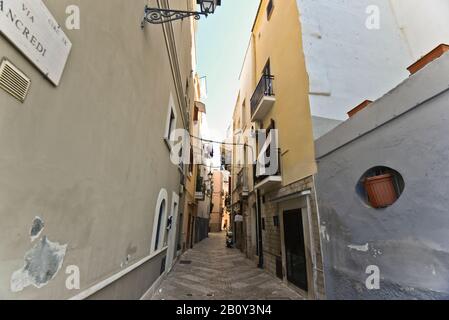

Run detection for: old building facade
[[231, 0, 325, 299], [209, 170, 229, 233], [230, 0, 449, 300], [0, 0, 204, 300], [180, 73, 210, 252]]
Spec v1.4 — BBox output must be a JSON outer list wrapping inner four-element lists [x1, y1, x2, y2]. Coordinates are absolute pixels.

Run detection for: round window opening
[[356, 166, 404, 209]]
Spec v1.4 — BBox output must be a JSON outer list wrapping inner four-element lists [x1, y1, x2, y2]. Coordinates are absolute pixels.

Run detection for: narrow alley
[[150, 233, 303, 300], [2, 0, 449, 304]]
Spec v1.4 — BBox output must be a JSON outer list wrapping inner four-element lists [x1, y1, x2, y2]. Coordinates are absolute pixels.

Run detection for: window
[[263, 59, 271, 76], [164, 94, 177, 148], [193, 106, 199, 122], [265, 119, 276, 160], [152, 189, 168, 253], [189, 146, 194, 175], [184, 79, 190, 113], [179, 146, 184, 172], [168, 110, 175, 138], [154, 199, 166, 251], [267, 0, 274, 20], [273, 215, 279, 227], [241, 100, 246, 127]]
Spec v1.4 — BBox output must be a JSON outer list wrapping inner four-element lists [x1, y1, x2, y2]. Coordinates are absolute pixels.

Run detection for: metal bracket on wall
[[141, 5, 205, 28]]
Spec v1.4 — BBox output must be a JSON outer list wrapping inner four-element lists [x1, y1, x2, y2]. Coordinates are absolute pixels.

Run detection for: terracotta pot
[[364, 173, 398, 208]]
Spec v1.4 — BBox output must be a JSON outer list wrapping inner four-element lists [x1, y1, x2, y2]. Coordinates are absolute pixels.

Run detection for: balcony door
[[263, 59, 271, 76], [262, 60, 273, 95], [166, 193, 179, 272], [256, 119, 278, 177]]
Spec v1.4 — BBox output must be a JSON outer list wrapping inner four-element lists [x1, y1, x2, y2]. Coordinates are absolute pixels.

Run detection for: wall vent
[[0, 59, 31, 103]]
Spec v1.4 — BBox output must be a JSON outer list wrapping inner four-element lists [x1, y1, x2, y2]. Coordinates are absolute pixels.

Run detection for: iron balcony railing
[[250, 74, 275, 117], [196, 175, 204, 193]]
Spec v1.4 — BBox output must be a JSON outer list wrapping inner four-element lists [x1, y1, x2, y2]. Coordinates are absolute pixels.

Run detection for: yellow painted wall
[[235, 0, 316, 187]]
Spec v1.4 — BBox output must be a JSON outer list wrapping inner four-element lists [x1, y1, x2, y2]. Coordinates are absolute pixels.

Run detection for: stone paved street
[[150, 232, 304, 300]]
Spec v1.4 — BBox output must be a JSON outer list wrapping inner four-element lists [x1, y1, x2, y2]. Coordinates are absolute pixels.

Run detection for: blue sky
[[196, 0, 260, 141]]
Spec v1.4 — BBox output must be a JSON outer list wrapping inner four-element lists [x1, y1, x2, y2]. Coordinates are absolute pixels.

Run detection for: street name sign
[[0, 0, 72, 86]]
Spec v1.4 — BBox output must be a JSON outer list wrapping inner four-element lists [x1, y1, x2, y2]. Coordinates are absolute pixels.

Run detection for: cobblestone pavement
[[150, 232, 304, 300]]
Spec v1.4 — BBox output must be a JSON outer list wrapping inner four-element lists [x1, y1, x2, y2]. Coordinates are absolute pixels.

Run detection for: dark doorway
[[187, 213, 194, 249], [283, 209, 308, 292], [263, 59, 271, 76], [176, 212, 183, 253]]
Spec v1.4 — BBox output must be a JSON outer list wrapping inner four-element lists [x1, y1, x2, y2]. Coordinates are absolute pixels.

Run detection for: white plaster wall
[[297, 0, 449, 122], [314, 53, 449, 299], [390, 0, 449, 60]]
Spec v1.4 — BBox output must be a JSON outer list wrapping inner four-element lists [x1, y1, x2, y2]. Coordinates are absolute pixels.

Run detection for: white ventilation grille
[[0, 59, 31, 103]]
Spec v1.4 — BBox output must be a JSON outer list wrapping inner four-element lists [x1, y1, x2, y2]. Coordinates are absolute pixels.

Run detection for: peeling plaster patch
[[120, 255, 132, 269], [126, 244, 137, 256], [30, 216, 45, 242], [11, 236, 67, 292], [348, 243, 369, 252]]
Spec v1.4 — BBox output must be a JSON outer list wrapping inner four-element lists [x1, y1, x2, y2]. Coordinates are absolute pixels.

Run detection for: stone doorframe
[[275, 190, 318, 300]]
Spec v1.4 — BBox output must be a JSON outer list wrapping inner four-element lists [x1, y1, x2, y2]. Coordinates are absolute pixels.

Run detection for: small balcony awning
[[195, 101, 206, 113], [250, 75, 275, 122], [255, 175, 282, 191]]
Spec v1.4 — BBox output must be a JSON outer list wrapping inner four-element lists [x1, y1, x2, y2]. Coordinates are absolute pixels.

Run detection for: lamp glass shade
[[201, 0, 215, 13]]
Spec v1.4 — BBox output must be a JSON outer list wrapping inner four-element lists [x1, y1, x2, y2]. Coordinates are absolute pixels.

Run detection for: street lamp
[[142, 0, 222, 27], [198, 0, 221, 14]]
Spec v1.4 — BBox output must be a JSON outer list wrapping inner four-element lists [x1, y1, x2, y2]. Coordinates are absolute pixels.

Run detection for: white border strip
[[69, 247, 168, 300], [140, 272, 166, 300]]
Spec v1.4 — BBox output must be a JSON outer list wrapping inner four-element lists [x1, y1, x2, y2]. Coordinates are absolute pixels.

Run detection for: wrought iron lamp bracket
[[141, 5, 207, 27]]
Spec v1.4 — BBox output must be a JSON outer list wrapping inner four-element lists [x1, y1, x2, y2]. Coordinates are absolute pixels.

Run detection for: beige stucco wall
[[0, 0, 195, 299], [230, 0, 323, 296]]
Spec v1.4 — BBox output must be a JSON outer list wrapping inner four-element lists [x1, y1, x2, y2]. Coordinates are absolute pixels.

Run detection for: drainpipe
[[305, 192, 318, 299], [256, 189, 264, 269]]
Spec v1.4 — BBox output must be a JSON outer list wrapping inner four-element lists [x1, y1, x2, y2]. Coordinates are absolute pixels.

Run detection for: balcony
[[195, 176, 205, 200], [195, 192, 205, 201], [254, 134, 282, 191], [251, 75, 276, 122], [225, 194, 231, 208]]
